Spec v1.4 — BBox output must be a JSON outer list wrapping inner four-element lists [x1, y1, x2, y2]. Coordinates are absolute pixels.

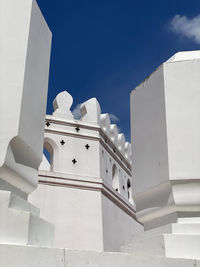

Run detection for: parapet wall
[[29, 91, 138, 251], [52, 91, 131, 164], [40, 90, 133, 204]]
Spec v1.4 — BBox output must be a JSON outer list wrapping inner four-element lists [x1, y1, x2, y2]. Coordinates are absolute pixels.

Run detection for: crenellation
[[42, 92, 133, 202], [118, 133, 125, 154], [53, 91, 74, 119], [80, 97, 101, 123], [35, 92, 134, 230], [46, 91, 131, 166], [110, 124, 119, 146], [100, 113, 111, 134], [125, 142, 131, 161]]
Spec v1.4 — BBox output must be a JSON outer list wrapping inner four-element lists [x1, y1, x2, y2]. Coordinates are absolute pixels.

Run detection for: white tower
[[29, 91, 143, 251]]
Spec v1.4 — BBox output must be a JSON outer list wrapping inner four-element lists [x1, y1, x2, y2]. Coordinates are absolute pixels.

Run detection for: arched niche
[[42, 137, 58, 172], [127, 178, 133, 203], [112, 164, 119, 192]]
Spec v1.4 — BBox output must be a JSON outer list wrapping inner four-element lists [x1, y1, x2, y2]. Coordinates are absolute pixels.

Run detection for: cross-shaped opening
[[72, 158, 77, 164], [75, 127, 80, 132], [85, 144, 90, 149], [60, 140, 65, 146], [46, 121, 50, 127]]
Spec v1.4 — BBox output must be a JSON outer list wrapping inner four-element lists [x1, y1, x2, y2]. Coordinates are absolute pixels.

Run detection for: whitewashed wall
[[29, 91, 141, 251]]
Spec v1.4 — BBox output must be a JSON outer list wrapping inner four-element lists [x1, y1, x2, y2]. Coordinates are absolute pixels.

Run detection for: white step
[[121, 232, 200, 260], [144, 222, 200, 235], [0, 190, 54, 247], [0, 245, 199, 267], [121, 234, 166, 256], [0, 190, 39, 215], [172, 223, 200, 234]]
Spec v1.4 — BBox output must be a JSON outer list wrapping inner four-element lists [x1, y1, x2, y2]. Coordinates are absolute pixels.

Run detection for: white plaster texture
[[29, 92, 138, 251], [29, 183, 104, 251], [44, 125, 100, 178], [131, 51, 200, 229], [0, 0, 54, 248], [130, 51, 200, 261], [0, 190, 54, 247], [0, 245, 199, 267], [0, 0, 52, 197], [65, 250, 200, 267], [40, 155, 51, 171], [1, 5, 200, 262], [100, 113, 111, 135], [40, 92, 132, 200], [53, 91, 74, 119], [110, 124, 118, 146], [167, 50, 200, 62], [122, 222, 200, 260], [101, 194, 143, 252], [29, 92, 137, 251], [29, 170, 141, 251], [80, 98, 101, 123]]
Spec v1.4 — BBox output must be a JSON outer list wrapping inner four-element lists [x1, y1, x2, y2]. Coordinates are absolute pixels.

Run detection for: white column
[[130, 51, 200, 260], [0, 0, 53, 247]]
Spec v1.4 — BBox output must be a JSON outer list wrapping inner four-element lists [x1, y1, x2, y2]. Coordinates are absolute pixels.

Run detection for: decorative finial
[[80, 98, 101, 123], [53, 91, 73, 119]]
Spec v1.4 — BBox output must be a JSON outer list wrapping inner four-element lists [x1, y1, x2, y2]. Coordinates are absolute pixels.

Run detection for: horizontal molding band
[[38, 172, 138, 222], [45, 128, 131, 176], [45, 117, 131, 171]]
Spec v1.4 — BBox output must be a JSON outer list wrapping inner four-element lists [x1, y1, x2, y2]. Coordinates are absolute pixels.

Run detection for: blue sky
[[37, 0, 200, 141]]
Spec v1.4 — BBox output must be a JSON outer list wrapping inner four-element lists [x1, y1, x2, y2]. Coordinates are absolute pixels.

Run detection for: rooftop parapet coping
[[125, 142, 131, 161], [50, 91, 131, 162], [110, 124, 118, 145], [118, 133, 125, 154], [100, 113, 111, 135], [53, 91, 73, 119], [166, 50, 200, 63], [80, 97, 101, 124]]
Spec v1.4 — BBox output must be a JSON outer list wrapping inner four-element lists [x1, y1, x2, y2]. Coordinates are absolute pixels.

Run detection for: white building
[[127, 51, 200, 260], [29, 91, 143, 251], [1, 0, 200, 265]]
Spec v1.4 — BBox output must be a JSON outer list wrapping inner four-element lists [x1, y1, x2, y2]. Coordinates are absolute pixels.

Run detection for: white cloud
[[72, 104, 82, 119], [109, 113, 119, 123], [170, 14, 200, 44]]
